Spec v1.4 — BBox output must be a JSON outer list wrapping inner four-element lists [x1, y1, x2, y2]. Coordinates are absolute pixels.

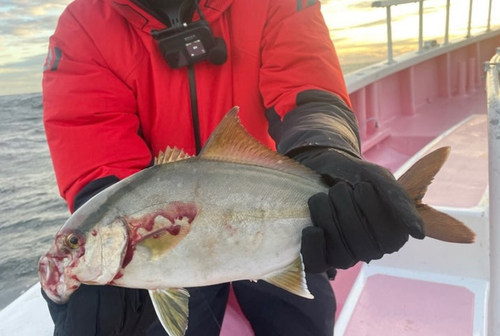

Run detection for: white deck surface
[[0, 283, 52, 336]]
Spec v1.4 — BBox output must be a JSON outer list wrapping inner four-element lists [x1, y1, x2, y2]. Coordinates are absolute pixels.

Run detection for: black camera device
[[150, 0, 227, 69], [152, 21, 226, 69]]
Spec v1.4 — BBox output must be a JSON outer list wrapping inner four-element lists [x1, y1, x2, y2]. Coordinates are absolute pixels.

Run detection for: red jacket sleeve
[[260, 0, 351, 116], [42, 7, 151, 212]]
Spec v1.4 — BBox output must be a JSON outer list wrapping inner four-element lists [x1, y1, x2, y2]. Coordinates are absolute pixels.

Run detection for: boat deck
[[343, 274, 475, 336], [363, 91, 487, 174], [216, 85, 491, 335], [333, 91, 489, 335]]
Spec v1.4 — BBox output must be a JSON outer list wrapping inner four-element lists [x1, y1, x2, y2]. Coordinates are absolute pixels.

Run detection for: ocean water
[[0, 93, 68, 310]]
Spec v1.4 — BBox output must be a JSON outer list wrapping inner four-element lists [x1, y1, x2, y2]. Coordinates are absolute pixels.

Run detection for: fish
[[38, 107, 475, 336]]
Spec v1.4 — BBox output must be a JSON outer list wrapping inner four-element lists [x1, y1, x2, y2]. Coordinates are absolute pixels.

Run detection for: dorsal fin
[[155, 147, 191, 165], [199, 107, 321, 182]]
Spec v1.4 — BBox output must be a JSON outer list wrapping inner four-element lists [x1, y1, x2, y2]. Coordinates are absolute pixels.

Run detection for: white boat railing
[[486, 47, 500, 336], [372, 0, 496, 63], [487, 0, 493, 31]]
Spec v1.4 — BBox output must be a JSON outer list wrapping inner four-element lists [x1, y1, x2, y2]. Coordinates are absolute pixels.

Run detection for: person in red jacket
[[42, 0, 425, 335]]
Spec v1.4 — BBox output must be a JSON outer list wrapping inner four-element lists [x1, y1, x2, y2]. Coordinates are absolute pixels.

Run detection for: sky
[[0, 0, 498, 96], [0, 0, 72, 96]]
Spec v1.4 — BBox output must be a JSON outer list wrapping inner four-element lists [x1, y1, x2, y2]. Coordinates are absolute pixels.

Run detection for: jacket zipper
[[187, 65, 202, 154]]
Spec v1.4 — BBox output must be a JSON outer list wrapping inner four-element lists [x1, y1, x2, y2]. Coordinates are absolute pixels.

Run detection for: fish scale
[[112, 160, 326, 289]]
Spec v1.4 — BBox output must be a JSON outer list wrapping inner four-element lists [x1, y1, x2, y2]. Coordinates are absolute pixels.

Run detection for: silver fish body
[[93, 158, 326, 289]]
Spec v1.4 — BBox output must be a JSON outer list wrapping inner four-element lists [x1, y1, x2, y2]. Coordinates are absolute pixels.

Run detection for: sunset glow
[[0, 0, 499, 95]]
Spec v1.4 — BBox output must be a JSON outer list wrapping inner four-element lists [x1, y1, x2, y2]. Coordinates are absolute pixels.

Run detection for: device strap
[[187, 65, 202, 154]]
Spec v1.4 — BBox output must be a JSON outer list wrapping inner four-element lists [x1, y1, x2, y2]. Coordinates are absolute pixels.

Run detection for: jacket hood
[[108, 0, 234, 33]]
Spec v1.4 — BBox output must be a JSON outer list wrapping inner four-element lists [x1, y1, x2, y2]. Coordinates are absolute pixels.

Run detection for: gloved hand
[[42, 284, 160, 336], [294, 147, 425, 273]]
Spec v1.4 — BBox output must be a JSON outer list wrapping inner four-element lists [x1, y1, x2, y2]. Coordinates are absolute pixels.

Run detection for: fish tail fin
[[397, 146, 476, 243]]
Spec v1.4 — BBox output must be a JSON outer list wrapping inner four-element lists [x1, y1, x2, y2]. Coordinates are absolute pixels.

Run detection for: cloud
[[0, 53, 45, 95], [27, 3, 69, 16], [329, 18, 387, 31], [1, 52, 46, 69], [327, 4, 443, 33], [0, 15, 60, 37], [0, 0, 63, 73], [0, 0, 70, 39], [346, 2, 374, 11]]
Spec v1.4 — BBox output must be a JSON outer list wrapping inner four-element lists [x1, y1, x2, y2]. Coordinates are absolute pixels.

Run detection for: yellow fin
[[398, 147, 476, 244], [149, 288, 190, 336], [155, 147, 191, 165], [199, 107, 321, 183], [263, 256, 314, 299]]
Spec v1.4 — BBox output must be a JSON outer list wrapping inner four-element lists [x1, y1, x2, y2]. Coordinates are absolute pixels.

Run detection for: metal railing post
[[487, 0, 493, 32], [467, 0, 473, 37], [372, 0, 432, 62], [486, 47, 500, 336], [418, 0, 424, 52], [444, 0, 451, 44], [386, 6, 395, 63]]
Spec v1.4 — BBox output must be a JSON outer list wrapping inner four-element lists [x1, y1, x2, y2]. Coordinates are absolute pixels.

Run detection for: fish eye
[[66, 234, 80, 249]]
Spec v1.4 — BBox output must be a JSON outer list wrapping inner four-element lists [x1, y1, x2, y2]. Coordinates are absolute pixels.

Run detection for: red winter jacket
[[43, 0, 352, 211]]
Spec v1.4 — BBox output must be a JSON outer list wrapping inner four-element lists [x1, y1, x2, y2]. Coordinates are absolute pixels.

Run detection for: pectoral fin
[[263, 256, 314, 299], [149, 288, 190, 336]]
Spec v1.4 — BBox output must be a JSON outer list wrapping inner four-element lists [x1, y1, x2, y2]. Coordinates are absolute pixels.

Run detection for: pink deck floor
[[343, 275, 475, 336], [363, 91, 487, 174], [422, 115, 488, 208]]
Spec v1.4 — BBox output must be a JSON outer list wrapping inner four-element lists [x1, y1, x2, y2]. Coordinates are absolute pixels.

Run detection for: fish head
[[39, 212, 128, 304]]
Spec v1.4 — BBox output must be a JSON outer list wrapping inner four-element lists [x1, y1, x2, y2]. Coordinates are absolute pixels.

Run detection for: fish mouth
[[38, 255, 80, 304]]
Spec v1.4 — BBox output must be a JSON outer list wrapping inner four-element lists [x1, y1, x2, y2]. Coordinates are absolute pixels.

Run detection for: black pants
[[147, 273, 336, 336]]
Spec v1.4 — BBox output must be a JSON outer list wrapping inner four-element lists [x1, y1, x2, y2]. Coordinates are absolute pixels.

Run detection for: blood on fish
[[91, 230, 97, 236], [38, 259, 60, 289], [122, 245, 136, 268], [224, 223, 237, 236], [110, 271, 124, 284], [167, 224, 181, 236], [150, 224, 180, 238], [121, 201, 198, 268]]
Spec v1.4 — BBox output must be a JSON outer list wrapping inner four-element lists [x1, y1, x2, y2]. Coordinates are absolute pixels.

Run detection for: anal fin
[[263, 255, 314, 299], [149, 288, 190, 336]]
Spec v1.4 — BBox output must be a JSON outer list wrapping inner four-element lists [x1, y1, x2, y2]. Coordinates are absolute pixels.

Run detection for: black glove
[[42, 285, 161, 336], [295, 147, 425, 273]]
